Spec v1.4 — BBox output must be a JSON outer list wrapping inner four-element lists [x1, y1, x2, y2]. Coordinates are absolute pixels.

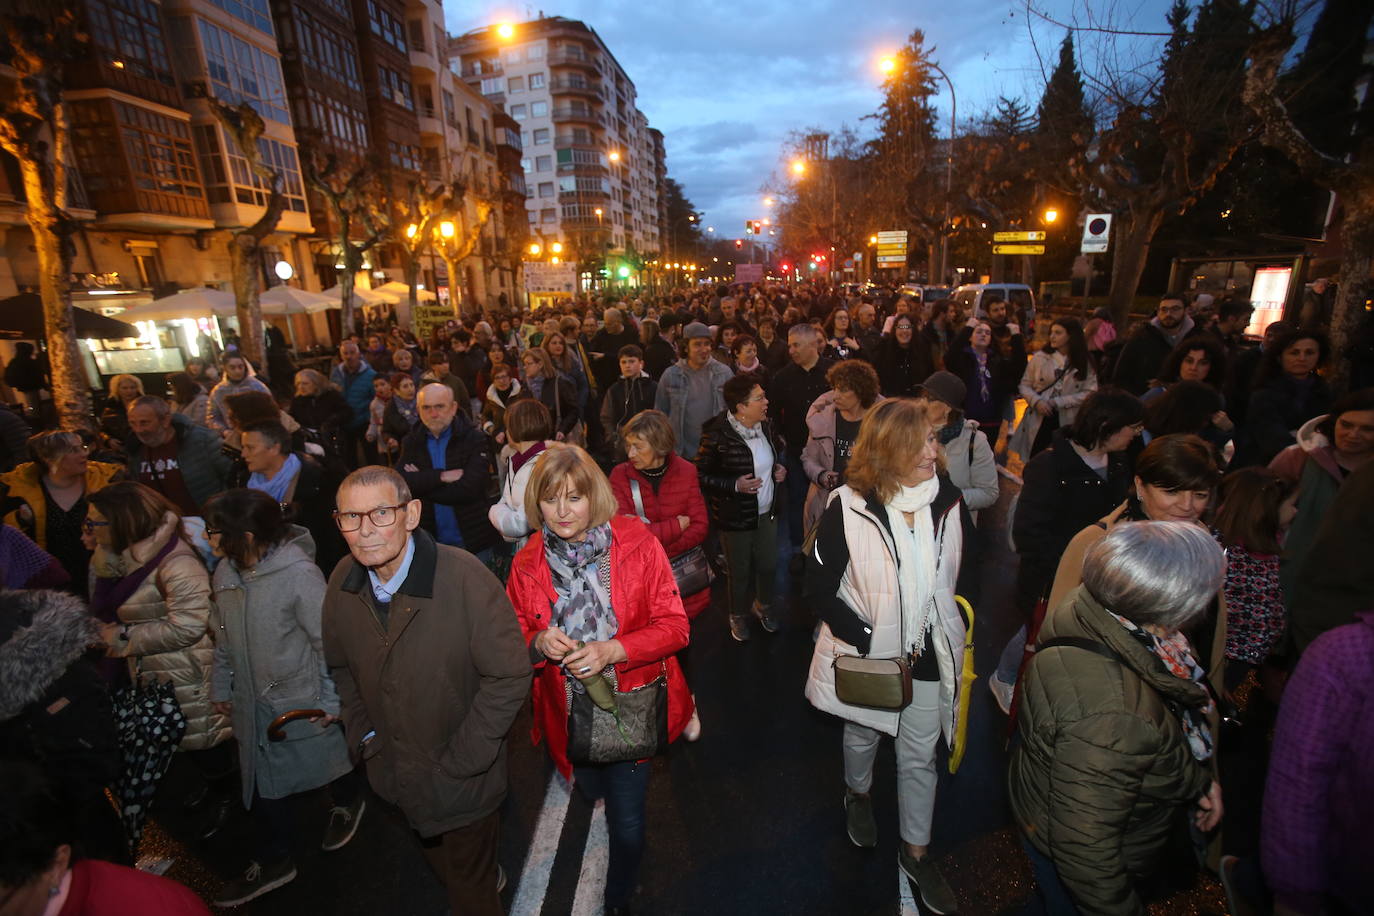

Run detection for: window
[[527, 209, 537, 224], [407, 18, 426, 51], [377, 65, 414, 110], [558, 176, 606, 193], [528, 71, 545, 90], [207, 0, 273, 34], [504, 48, 522, 65], [296, 89, 368, 153], [442, 89, 458, 128], [520, 158, 531, 171], [196, 19, 289, 123], [83, 0, 175, 88], [540, 208, 556, 223], [416, 83, 435, 118], [556, 147, 608, 168], [365, 0, 406, 53], [388, 140, 420, 171], [510, 104, 527, 120], [532, 128, 549, 145], [507, 76, 524, 94], [526, 43, 544, 61], [194, 124, 306, 212], [535, 155, 551, 171], [530, 101, 547, 118], [290, 7, 362, 92], [480, 77, 502, 96], [69, 99, 207, 217], [538, 182, 554, 198]]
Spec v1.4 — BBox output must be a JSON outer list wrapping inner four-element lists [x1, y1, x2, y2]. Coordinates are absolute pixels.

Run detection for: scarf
[[726, 411, 765, 441], [884, 476, 940, 657], [510, 440, 547, 476], [544, 522, 616, 650], [248, 452, 301, 504], [971, 348, 991, 402], [394, 396, 418, 426], [1109, 611, 1215, 761]]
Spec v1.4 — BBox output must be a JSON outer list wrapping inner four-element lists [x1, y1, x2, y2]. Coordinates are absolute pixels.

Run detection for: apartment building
[[449, 16, 667, 286]]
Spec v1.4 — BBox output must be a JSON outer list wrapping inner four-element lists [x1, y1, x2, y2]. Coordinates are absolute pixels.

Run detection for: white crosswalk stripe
[[569, 801, 608, 916], [510, 775, 574, 916]]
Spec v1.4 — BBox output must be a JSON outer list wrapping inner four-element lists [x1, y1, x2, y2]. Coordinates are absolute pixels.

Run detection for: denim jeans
[[573, 760, 652, 909], [1020, 833, 1081, 915]]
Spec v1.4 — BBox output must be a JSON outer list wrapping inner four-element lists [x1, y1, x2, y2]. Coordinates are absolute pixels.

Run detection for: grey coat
[[210, 528, 350, 806]]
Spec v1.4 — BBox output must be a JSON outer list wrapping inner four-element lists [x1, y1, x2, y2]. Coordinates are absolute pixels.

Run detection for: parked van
[[952, 283, 1036, 326]]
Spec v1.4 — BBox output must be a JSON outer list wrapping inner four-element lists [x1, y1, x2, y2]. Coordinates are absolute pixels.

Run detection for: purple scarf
[[89, 531, 181, 625]]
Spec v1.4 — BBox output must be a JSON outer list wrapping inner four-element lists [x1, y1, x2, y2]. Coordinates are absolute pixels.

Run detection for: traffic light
[[780, 263, 790, 271], [734, 239, 743, 249], [744, 220, 752, 235]]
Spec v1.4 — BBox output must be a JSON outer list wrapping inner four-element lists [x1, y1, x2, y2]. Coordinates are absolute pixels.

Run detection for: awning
[[0, 293, 140, 339]]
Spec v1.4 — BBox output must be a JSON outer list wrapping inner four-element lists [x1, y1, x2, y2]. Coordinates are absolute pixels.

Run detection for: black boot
[[198, 794, 233, 840]]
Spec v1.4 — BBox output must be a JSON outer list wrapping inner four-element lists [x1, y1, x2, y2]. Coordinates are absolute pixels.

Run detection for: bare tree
[[209, 99, 285, 369], [391, 180, 462, 332], [1245, 18, 1373, 391], [0, 8, 91, 430], [432, 187, 493, 319], [305, 151, 387, 337]]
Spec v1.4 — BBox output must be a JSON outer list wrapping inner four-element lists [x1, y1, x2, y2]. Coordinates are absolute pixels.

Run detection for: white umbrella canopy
[[375, 281, 436, 302], [119, 287, 235, 322], [321, 284, 393, 307], [259, 286, 339, 315]]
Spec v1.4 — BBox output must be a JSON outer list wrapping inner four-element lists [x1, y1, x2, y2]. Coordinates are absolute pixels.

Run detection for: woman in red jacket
[[506, 444, 691, 916]]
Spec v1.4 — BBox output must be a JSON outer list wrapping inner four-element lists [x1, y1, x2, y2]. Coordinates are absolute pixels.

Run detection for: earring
[[49, 885, 61, 898]]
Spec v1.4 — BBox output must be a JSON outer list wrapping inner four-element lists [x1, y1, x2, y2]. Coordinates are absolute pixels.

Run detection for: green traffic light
[[617, 266, 631, 278]]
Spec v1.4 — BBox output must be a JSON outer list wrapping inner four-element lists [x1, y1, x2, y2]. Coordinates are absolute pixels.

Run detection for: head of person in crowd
[[1130, 433, 1221, 523], [917, 370, 966, 433], [524, 443, 616, 544], [186, 356, 211, 381], [856, 303, 877, 331], [603, 308, 625, 334], [541, 317, 561, 341], [294, 368, 331, 398], [107, 373, 144, 407], [388, 372, 416, 402], [521, 346, 556, 382], [1145, 381, 1224, 440], [639, 318, 660, 347], [1316, 388, 1374, 462], [621, 409, 675, 473], [125, 385, 183, 442], [891, 313, 917, 348], [968, 319, 994, 353], [334, 465, 419, 574], [828, 359, 881, 415], [337, 341, 362, 373], [473, 321, 493, 347], [1213, 467, 1295, 556], [392, 347, 416, 374], [487, 342, 508, 368], [1043, 317, 1090, 379], [417, 382, 457, 436], [223, 352, 254, 383], [1156, 294, 1188, 330], [225, 389, 279, 432], [724, 371, 769, 428], [490, 362, 515, 395], [0, 760, 87, 916], [984, 297, 1010, 329], [1215, 298, 1254, 336], [681, 322, 714, 368], [451, 329, 473, 353], [204, 487, 292, 568], [787, 323, 822, 369], [559, 315, 582, 340], [845, 398, 941, 503], [1082, 520, 1226, 633], [781, 306, 803, 328], [756, 315, 777, 345], [427, 349, 455, 379], [1310, 277, 1330, 296], [27, 430, 89, 482], [371, 374, 392, 401], [718, 323, 741, 353], [1255, 328, 1329, 387], [732, 334, 760, 370], [165, 372, 200, 408], [928, 300, 951, 330], [1068, 387, 1145, 453], [1160, 336, 1227, 390], [505, 397, 552, 448], [238, 421, 293, 480], [1257, 319, 1292, 352], [1190, 293, 1217, 326], [581, 313, 598, 338], [86, 481, 181, 554], [825, 307, 852, 339], [617, 344, 643, 379]]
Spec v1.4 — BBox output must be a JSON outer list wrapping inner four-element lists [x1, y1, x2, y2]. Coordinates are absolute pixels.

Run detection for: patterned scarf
[[544, 522, 616, 647], [1110, 611, 1215, 760], [727, 411, 765, 441]]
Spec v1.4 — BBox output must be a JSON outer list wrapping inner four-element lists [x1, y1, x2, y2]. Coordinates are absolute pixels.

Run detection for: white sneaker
[[988, 673, 1015, 715]]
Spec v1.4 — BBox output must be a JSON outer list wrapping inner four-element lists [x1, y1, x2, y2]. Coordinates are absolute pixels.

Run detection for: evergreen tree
[[1034, 34, 1092, 193]]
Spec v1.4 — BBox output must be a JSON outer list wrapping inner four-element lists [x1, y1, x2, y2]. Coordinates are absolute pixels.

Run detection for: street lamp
[[528, 243, 541, 256], [496, 22, 514, 40], [405, 223, 418, 239], [439, 220, 455, 238], [763, 196, 774, 207], [608, 150, 621, 163], [879, 55, 896, 75], [550, 241, 563, 254], [790, 160, 806, 176], [1043, 208, 1059, 224]]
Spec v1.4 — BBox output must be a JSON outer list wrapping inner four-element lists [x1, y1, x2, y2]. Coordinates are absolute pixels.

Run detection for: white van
[[952, 283, 1036, 326]]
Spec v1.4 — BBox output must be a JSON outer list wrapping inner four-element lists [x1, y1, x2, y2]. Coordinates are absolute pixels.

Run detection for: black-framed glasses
[[333, 504, 407, 532], [204, 528, 222, 537], [82, 519, 108, 533]]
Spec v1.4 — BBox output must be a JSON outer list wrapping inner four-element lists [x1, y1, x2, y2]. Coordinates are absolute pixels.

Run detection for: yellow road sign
[[992, 231, 1046, 242], [992, 244, 1046, 255]]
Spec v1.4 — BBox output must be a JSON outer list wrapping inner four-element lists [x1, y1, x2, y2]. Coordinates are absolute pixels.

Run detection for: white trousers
[[841, 678, 942, 847]]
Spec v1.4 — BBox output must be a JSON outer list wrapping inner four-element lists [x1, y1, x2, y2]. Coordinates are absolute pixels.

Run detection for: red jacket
[[59, 859, 210, 916], [507, 516, 692, 779], [609, 455, 711, 617]]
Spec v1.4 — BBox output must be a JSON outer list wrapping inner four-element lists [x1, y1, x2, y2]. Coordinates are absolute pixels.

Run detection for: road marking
[[899, 865, 919, 915], [510, 775, 573, 916], [569, 800, 608, 916]]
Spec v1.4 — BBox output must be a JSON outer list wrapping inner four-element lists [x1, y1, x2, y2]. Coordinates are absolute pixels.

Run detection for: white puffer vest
[[804, 484, 965, 738]]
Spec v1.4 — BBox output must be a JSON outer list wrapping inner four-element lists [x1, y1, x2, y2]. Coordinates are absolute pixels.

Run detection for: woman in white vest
[[803, 398, 966, 916]]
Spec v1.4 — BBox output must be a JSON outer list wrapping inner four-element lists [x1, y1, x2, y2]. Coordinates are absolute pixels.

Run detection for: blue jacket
[[331, 360, 378, 431]]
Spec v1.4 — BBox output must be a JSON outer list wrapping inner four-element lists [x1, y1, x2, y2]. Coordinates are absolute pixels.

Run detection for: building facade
[[449, 16, 665, 288]]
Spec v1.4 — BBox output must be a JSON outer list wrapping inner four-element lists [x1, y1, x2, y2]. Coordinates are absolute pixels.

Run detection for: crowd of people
[[0, 278, 1370, 915]]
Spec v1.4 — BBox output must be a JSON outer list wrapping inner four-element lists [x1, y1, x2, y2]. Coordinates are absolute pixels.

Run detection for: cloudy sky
[[447, 0, 1177, 238]]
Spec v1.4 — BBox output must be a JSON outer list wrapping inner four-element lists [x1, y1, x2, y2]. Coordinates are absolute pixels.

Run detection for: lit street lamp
[[1043, 208, 1059, 224], [790, 160, 806, 176], [496, 22, 514, 39]]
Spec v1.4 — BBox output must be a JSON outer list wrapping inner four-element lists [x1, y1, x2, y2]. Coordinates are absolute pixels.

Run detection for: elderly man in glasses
[[321, 464, 530, 915]]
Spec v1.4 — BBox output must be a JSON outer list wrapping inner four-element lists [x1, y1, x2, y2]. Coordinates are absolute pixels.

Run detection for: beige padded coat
[[97, 511, 230, 751]]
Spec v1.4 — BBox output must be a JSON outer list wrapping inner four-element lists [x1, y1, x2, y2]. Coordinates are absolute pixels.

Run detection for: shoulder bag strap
[[628, 479, 649, 522], [1037, 635, 1119, 661]]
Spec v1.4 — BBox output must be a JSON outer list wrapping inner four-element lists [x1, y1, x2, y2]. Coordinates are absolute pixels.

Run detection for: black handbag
[[629, 479, 712, 596], [564, 663, 669, 765]]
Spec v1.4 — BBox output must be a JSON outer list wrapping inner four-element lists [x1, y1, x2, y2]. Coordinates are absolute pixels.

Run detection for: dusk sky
[[448, 0, 1179, 240]]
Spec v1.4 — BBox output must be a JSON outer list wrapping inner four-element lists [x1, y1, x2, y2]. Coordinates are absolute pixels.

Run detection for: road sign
[[992, 244, 1046, 255], [1081, 213, 1112, 254], [993, 230, 1046, 242], [876, 230, 908, 242], [876, 255, 908, 266], [734, 263, 764, 284]]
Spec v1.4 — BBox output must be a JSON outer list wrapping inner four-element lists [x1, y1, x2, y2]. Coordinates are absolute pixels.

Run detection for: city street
[[139, 483, 1230, 915]]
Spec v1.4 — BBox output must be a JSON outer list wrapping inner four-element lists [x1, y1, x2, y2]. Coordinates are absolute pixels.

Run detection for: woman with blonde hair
[[99, 373, 146, 440], [520, 347, 581, 443], [803, 398, 966, 915], [542, 331, 590, 411], [505, 444, 690, 915]]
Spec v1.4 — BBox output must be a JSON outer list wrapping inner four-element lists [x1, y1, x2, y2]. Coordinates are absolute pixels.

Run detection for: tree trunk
[[440, 254, 461, 318], [229, 234, 265, 369], [1106, 208, 1165, 328], [1328, 199, 1374, 394], [401, 256, 418, 334], [465, 259, 482, 315], [18, 156, 90, 430], [339, 241, 362, 338]]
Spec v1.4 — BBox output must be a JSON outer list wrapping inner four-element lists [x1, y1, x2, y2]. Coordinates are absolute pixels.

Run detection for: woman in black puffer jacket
[[696, 371, 786, 641]]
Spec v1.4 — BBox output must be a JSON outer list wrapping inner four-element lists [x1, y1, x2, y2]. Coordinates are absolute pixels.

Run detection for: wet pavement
[[138, 481, 1231, 915]]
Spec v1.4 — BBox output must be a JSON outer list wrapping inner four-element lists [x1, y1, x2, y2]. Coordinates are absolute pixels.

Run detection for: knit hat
[[921, 370, 967, 408], [683, 321, 712, 340]]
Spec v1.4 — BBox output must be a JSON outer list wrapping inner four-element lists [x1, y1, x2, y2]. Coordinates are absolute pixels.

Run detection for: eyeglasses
[[204, 528, 222, 537], [333, 504, 408, 532], [82, 519, 108, 533]]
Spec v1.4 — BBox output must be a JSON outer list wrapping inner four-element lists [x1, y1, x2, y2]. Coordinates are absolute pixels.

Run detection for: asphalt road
[[139, 482, 1234, 915]]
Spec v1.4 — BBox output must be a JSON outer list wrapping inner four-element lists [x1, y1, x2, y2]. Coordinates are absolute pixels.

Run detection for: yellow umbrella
[[948, 595, 976, 774]]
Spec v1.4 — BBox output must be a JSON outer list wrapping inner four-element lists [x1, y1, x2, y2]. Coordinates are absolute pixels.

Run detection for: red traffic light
[[780, 263, 790, 271], [735, 239, 743, 249]]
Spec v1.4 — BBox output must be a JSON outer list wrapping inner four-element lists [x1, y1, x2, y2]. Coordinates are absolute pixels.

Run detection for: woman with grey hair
[[1009, 521, 1225, 915]]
